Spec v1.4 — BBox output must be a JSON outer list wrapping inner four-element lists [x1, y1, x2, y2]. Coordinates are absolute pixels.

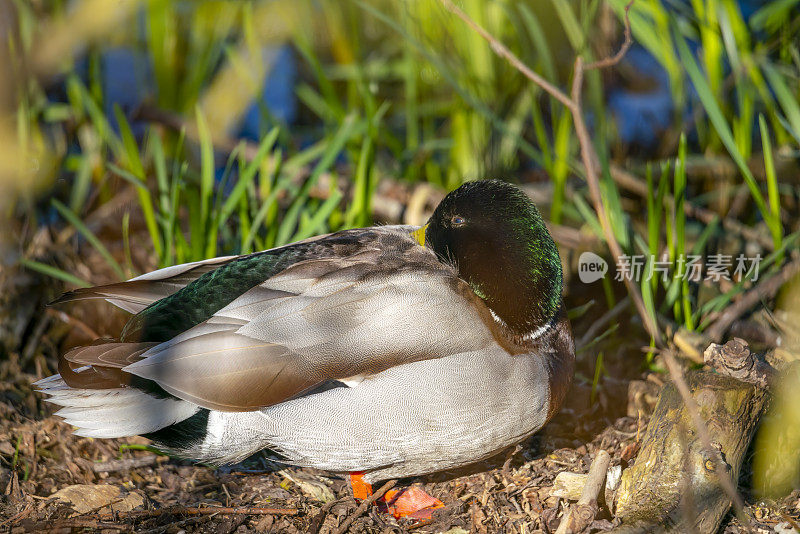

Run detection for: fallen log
[[609, 339, 773, 533]]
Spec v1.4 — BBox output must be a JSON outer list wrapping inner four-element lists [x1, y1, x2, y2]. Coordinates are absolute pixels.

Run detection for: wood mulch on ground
[[2, 228, 799, 533], [2, 342, 799, 533]]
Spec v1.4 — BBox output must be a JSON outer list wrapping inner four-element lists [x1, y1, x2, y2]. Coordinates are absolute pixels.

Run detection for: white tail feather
[[37, 376, 199, 438]]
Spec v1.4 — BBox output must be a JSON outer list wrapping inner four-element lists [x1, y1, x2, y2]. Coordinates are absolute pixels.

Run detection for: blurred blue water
[[71, 44, 297, 141], [66, 42, 298, 189], [72, 48, 153, 137], [607, 46, 674, 149], [45, 40, 298, 231], [607, 0, 773, 150], [237, 45, 298, 141]]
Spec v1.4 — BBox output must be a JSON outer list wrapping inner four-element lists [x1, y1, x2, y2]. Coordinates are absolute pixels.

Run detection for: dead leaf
[[279, 471, 335, 503], [51, 484, 120, 515], [112, 490, 146, 513], [4, 471, 23, 503], [0, 440, 15, 456], [620, 442, 641, 463]]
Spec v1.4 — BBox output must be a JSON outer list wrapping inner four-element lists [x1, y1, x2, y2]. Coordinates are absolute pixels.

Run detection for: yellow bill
[[411, 224, 428, 247]]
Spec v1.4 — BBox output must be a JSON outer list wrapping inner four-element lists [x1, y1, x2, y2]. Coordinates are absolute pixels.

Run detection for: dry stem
[[438, 0, 661, 344], [706, 258, 800, 342], [438, 1, 759, 528], [555, 450, 611, 534], [333, 479, 397, 534]]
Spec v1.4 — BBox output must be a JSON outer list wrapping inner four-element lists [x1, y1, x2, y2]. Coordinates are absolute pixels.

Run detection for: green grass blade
[[759, 114, 783, 256], [641, 254, 658, 342], [674, 134, 688, 325], [676, 31, 768, 220], [218, 127, 280, 226], [69, 75, 123, 157], [114, 105, 145, 179], [150, 131, 170, 213], [590, 352, 604, 404], [195, 106, 215, 257], [276, 114, 364, 245], [547, 0, 583, 51], [761, 62, 800, 144], [51, 199, 126, 280], [573, 194, 604, 240], [550, 110, 572, 224], [19, 258, 91, 288], [122, 210, 135, 278], [355, 0, 549, 171], [346, 135, 374, 228], [293, 189, 344, 242], [68, 155, 93, 214], [750, 0, 800, 31], [517, 4, 556, 81], [108, 162, 164, 262], [243, 150, 287, 253]]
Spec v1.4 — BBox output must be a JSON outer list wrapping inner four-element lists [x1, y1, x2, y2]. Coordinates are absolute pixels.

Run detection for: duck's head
[[420, 180, 563, 340]]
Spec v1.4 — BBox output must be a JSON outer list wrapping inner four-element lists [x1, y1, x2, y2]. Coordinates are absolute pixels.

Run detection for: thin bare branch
[[437, 0, 662, 343], [334, 479, 397, 534], [569, 55, 661, 343], [90, 455, 161, 473], [555, 450, 611, 534], [585, 0, 635, 71], [94, 505, 299, 520], [578, 296, 631, 348], [437, 0, 574, 112], [609, 165, 776, 251], [706, 258, 800, 342]]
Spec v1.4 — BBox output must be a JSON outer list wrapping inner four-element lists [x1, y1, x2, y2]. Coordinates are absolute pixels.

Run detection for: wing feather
[[50, 256, 238, 313], [125, 330, 310, 411], [65, 342, 159, 368], [55, 226, 496, 413], [120, 230, 495, 412]]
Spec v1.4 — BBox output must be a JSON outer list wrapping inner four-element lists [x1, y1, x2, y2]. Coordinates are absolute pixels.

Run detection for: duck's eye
[[451, 215, 465, 226]]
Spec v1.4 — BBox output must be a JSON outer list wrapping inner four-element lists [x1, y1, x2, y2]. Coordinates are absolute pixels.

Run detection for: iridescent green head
[[424, 180, 563, 338]]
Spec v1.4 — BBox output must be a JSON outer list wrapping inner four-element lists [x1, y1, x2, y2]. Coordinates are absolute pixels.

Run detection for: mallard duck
[[36, 179, 575, 519]]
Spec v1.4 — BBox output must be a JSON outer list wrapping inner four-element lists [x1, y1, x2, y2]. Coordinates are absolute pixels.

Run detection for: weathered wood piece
[[610, 340, 772, 533], [555, 450, 611, 534]]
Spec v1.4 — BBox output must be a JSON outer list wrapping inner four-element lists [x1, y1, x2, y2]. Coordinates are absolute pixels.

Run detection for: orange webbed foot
[[349, 472, 373, 500], [381, 485, 445, 520], [348, 473, 444, 521]]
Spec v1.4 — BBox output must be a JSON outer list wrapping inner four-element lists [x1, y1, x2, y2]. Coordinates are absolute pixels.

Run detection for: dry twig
[[585, 1, 634, 70], [609, 165, 776, 251], [90, 455, 161, 473], [578, 296, 631, 348], [46, 308, 101, 339], [706, 259, 800, 342], [47, 518, 129, 531], [0, 503, 34, 528], [308, 498, 342, 534], [432, 9, 757, 525], [555, 450, 611, 534], [333, 479, 396, 534], [92, 505, 299, 520], [438, 0, 660, 344]]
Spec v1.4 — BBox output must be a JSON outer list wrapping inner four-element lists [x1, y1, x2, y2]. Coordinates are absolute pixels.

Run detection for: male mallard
[[36, 180, 575, 519]]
